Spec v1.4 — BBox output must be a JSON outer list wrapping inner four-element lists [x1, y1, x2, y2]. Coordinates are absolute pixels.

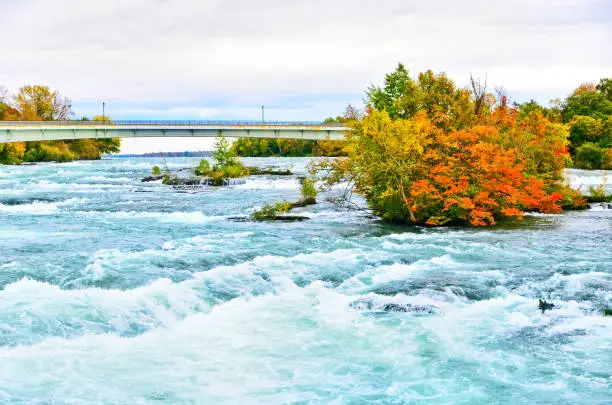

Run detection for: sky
[[1, 0, 610, 153]]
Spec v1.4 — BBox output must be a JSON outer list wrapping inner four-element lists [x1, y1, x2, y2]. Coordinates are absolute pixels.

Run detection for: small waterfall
[[223, 178, 247, 186], [171, 177, 247, 191]]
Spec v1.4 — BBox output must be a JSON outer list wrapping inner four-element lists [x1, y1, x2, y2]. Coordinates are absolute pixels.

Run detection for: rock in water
[[141, 175, 164, 182], [538, 299, 555, 313]]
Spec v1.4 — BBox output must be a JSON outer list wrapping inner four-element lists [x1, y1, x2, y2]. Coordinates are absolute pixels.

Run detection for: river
[[0, 158, 610, 404]]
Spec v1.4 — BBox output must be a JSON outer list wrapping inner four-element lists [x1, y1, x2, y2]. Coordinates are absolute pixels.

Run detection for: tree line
[[0, 85, 120, 164], [232, 67, 612, 170]]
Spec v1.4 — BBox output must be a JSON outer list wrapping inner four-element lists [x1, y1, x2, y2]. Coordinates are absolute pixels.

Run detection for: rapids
[[0, 158, 610, 404]]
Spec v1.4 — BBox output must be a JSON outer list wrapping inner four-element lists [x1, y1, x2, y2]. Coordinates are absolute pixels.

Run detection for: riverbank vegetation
[[313, 65, 600, 226], [230, 114, 350, 158], [514, 78, 612, 170], [231, 137, 348, 158], [0, 85, 120, 164]]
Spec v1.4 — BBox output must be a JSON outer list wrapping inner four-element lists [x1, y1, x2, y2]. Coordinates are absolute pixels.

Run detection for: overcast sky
[[1, 0, 610, 153]]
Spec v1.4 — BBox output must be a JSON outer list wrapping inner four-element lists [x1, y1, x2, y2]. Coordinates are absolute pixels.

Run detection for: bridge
[[0, 120, 349, 143]]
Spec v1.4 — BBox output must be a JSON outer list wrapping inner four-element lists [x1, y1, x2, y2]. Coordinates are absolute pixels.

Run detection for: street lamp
[[261, 105, 264, 123], [102, 102, 106, 123]]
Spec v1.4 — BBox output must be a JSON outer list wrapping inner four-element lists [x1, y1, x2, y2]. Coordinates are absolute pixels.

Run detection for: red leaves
[[521, 178, 563, 214], [406, 120, 566, 226]]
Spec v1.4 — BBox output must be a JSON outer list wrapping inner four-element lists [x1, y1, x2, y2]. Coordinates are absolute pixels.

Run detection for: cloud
[[1, 0, 610, 152]]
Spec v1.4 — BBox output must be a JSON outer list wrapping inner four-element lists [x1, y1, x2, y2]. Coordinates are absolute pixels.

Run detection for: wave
[[367, 254, 459, 285], [80, 176, 133, 183], [76, 210, 226, 223], [0, 200, 58, 215], [161, 231, 254, 250], [588, 203, 612, 211], [515, 271, 612, 306], [523, 212, 564, 217], [0, 198, 86, 215], [0, 247, 381, 347], [0, 282, 609, 404], [30, 180, 131, 192], [234, 178, 299, 190]]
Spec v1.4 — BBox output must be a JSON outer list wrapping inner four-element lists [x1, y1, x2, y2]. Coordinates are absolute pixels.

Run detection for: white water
[[0, 159, 610, 404]]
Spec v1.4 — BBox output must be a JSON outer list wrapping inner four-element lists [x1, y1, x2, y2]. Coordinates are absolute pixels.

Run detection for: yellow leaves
[[379, 186, 399, 200], [0, 142, 26, 163], [12, 142, 26, 157], [12, 85, 73, 121], [358, 109, 431, 160]]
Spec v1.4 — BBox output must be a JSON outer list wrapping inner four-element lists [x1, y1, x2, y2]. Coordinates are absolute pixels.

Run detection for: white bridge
[[0, 120, 348, 143]]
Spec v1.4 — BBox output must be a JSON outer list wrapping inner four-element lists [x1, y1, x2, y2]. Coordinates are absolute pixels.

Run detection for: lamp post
[[102, 102, 106, 123], [261, 105, 264, 123]]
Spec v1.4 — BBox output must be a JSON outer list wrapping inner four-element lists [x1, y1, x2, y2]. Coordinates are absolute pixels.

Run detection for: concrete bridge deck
[[0, 120, 349, 143]]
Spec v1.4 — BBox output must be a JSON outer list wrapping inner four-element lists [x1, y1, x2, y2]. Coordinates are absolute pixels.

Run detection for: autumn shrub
[[546, 183, 588, 210], [252, 201, 291, 220], [221, 162, 245, 178], [492, 107, 570, 181], [300, 177, 317, 201]]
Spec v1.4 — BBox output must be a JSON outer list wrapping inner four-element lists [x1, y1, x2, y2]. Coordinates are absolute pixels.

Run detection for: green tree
[[194, 159, 211, 176], [515, 99, 562, 123], [596, 78, 612, 100], [562, 81, 612, 122], [366, 64, 476, 130], [574, 143, 603, 169], [366, 63, 414, 119], [212, 134, 238, 169], [561, 79, 612, 167], [568, 115, 605, 149]]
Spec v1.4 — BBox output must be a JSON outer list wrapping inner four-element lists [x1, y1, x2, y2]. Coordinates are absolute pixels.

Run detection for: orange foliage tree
[[314, 66, 586, 226]]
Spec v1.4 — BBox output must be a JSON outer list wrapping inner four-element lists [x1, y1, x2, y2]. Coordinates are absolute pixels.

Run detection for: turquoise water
[[0, 158, 610, 404]]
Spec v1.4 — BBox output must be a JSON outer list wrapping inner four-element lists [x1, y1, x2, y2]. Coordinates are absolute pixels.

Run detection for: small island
[[142, 135, 295, 188]]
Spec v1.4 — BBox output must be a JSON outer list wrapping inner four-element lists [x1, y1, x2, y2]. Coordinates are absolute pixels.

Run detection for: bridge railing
[[0, 120, 347, 127]]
